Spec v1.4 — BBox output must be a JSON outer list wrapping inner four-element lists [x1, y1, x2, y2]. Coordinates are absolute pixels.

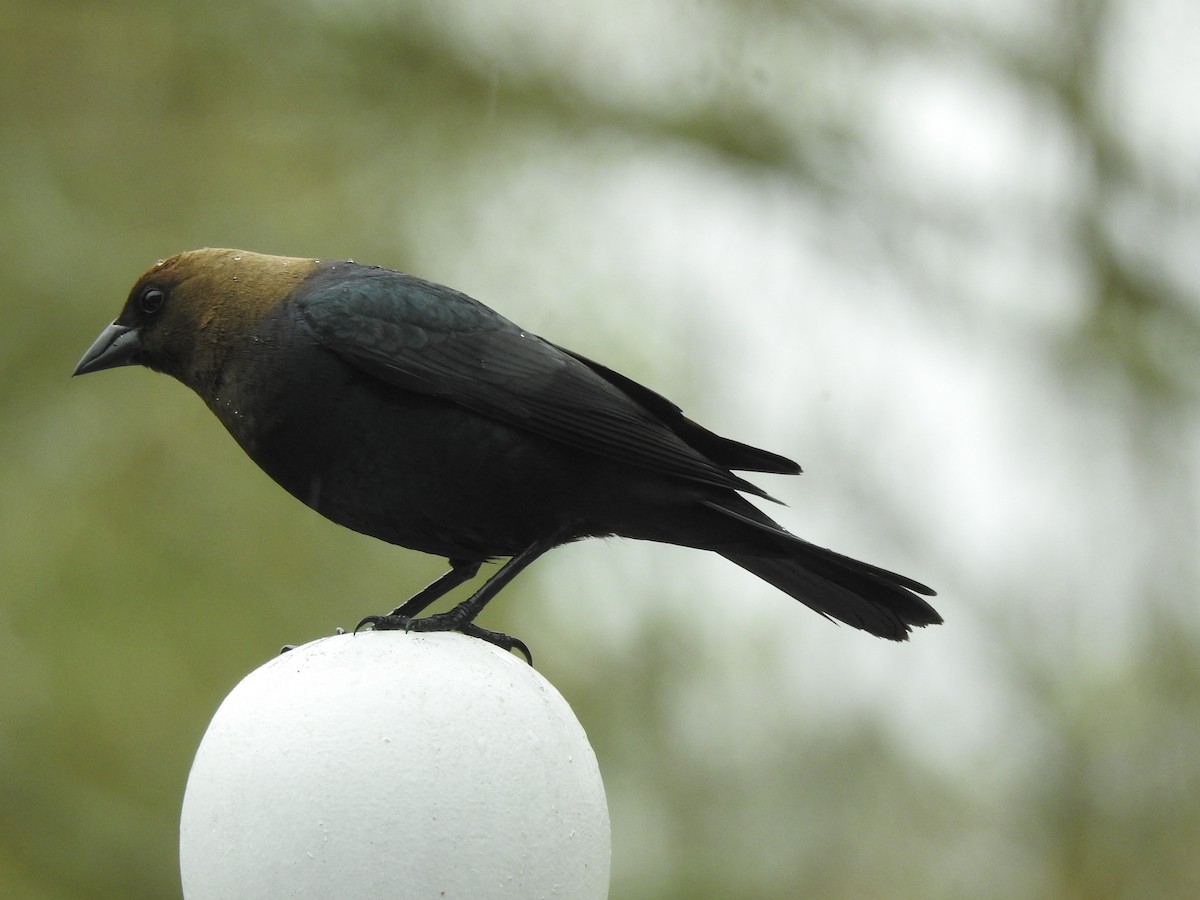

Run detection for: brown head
[[73, 249, 324, 393]]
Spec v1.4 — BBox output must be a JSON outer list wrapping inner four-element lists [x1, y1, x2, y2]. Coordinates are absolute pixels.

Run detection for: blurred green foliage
[[2, 0, 1199, 897]]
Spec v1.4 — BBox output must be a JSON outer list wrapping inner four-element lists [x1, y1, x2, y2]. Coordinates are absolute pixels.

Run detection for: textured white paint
[[180, 631, 609, 899]]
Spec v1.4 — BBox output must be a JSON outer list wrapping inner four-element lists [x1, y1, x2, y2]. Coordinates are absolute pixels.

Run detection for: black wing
[[547, 343, 800, 475], [297, 265, 787, 498]]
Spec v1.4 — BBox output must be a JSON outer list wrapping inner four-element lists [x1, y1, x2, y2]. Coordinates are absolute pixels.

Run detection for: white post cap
[[180, 631, 610, 899]]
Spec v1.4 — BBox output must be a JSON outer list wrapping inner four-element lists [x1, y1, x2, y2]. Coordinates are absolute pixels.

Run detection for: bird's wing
[[546, 343, 801, 475], [297, 267, 773, 497]]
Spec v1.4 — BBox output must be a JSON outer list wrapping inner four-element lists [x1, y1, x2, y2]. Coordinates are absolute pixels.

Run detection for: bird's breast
[[207, 346, 604, 558]]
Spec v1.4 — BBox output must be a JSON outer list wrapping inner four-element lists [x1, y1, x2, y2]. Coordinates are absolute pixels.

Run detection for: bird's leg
[[356, 558, 481, 632], [397, 560, 483, 619], [363, 539, 554, 664]]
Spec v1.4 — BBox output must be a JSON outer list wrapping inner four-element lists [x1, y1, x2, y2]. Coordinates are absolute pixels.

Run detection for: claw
[[354, 614, 409, 634], [354, 611, 533, 663], [460, 623, 532, 665]]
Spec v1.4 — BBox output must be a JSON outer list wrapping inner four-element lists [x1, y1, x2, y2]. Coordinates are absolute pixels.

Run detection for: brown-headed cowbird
[[75, 249, 940, 661]]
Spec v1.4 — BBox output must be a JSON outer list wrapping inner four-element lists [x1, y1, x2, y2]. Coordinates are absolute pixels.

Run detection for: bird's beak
[[73, 322, 142, 376]]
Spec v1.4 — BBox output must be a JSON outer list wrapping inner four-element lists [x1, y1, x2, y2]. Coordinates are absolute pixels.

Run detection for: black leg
[[408, 540, 551, 630], [355, 558, 480, 632], [392, 559, 482, 619], [358, 539, 553, 664]]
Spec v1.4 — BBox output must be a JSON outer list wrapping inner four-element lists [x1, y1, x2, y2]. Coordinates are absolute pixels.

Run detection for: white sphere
[[180, 631, 610, 899]]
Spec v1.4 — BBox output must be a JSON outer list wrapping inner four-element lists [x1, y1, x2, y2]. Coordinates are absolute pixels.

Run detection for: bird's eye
[[139, 287, 165, 314]]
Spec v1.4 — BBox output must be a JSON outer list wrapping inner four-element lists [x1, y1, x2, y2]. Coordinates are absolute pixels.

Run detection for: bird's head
[[74, 248, 321, 392]]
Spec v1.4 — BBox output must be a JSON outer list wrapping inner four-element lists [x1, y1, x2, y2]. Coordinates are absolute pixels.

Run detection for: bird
[[74, 248, 941, 661]]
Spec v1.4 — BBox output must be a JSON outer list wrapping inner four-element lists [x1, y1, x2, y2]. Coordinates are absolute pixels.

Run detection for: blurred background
[[2, 0, 1198, 896]]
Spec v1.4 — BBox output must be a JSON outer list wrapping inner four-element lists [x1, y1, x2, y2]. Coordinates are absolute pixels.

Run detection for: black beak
[[73, 322, 142, 376]]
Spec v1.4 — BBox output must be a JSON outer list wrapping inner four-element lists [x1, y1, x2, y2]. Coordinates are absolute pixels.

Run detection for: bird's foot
[[355, 612, 532, 665], [354, 613, 408, 633], [457, 621, 532, 665]]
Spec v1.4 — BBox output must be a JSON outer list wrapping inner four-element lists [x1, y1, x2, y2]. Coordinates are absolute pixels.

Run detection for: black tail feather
[[723, 550, 941, 641], [700, 497, 941, 640]]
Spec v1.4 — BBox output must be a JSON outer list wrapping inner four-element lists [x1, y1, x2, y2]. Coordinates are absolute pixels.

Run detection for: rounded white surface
[[180, 631, 609, 899]]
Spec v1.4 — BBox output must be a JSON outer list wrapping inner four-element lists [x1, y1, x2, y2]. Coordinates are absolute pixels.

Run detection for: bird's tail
[[722, 547, 941, 640], [701, 498, 941, 640]]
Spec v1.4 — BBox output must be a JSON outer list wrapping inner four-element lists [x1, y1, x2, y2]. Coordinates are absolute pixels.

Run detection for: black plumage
[[75, 249, 941, 660]]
